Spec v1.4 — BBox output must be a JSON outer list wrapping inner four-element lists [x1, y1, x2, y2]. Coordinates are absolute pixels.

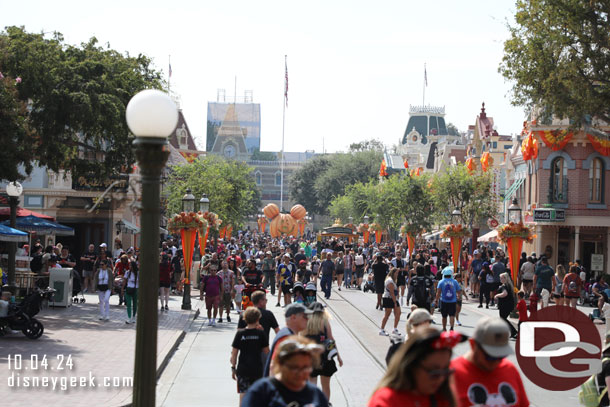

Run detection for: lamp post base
[[181, 283, 192, 310]]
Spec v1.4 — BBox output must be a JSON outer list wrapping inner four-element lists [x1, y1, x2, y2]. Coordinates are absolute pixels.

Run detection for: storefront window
[[589, 158, 603, 203], [551, 157, 568, 203]]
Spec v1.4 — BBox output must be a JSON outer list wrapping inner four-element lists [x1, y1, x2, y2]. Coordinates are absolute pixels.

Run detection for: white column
[[536, 225, 543, 256], [606, 228, 610, 275], [574, 226, 581, 262]]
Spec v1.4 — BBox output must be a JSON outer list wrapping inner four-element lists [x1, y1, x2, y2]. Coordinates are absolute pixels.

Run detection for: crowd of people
[[18, 228, 608, 406]]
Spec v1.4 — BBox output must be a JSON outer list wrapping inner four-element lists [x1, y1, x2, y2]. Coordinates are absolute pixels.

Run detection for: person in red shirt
[[369, 327, 467, 407], [159, 253, 172, 311], [113, 255, 132, 305], [451, 317, 530, 407]]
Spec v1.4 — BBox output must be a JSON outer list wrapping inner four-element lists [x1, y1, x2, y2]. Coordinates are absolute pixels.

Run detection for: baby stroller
[[113, 277, 124, 305], [589, 308, 606, 323], [71, 270, 86, 304], [0, 287, 56, 339]]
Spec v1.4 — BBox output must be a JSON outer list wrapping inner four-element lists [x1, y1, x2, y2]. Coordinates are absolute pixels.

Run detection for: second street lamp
[[181, 188, 196, 310], [6, 181, 22, 292]]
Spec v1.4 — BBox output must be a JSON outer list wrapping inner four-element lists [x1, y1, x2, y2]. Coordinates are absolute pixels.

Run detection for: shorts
[[413, 301, 431, 312], [160, 282, 171, 288], [522, 279, 533, 284], [397, 276, 406, 287], [565, 294, 579, 299], [236, 375, 258, 393], [375, 281, 385, 295], [205, 295, 220, 309], [355, 266, 364, 278], [440, 301, 457, 318], [552, 293, 563, 299], [281, 285, 292, 295], [173, 273, 182, 283], [382, 297, 397, 308], [469, 273, 478, 284], [457, 299, 462, 307], [83, 270, 94, 279], [311, 359, 337, 378], [221, 292, 232, 308]]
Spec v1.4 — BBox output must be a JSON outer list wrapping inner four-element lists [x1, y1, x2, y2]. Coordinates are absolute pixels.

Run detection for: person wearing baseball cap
[[296, 259, 312, 285], [451, 317, 530, 406], [434, 267, 461, 332], [263, 303, 313, 377]]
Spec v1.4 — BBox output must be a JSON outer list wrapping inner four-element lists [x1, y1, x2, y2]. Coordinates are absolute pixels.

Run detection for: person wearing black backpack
[[410, 264, 433, 312]]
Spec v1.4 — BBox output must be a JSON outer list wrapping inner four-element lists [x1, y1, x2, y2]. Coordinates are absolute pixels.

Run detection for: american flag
[[284, 56, 288, 107]]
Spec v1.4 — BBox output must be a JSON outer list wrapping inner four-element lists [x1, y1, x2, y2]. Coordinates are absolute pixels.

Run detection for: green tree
[[348, 139, 385, 152], [0, 26, 163, 182], [500, 0, 610, 127], [165, 155, 261, 229], [431, 164, 497, 228], [447, 122, 460, 137], [288, 155, 332, 214]]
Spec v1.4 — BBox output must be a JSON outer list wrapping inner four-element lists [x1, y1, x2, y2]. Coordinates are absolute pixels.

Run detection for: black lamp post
[[126, 89, 177, 407], [6, 181, 22, 293], [451, 208, 462, 225], [508, 198, 522, 224], [116, 219, 125, 235], [199, 193, 210, 212], [181, 188, 195, 310]]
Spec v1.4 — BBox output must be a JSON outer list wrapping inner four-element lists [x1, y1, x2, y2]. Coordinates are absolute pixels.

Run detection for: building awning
[[477, 229, 498, 243], [122, 219, 140, 234], [503, 178, 525, 202], [424, 230, 443, 241]]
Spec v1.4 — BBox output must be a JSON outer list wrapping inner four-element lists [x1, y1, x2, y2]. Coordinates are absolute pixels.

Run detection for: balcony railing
[[548, 178, 569, 204]]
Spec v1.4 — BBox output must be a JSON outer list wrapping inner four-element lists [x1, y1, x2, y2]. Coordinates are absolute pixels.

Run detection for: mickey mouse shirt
[[450, 356, 530, 407]]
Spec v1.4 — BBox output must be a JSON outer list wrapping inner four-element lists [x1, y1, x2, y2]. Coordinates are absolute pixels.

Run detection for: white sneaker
[[392, 328, 401, 335], [207, 319, 213, 326], [456, 320, 462, 326], [125, 318, 131, 324], [211, 318, 216, 326], [379, 329, 389, 336], [99, 316, 104, 320], [399, 297, 404, 306]]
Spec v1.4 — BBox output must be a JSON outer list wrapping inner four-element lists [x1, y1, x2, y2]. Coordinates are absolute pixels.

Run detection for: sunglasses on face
[[283, 364, 314, 374], [422, 367, 456, 379]]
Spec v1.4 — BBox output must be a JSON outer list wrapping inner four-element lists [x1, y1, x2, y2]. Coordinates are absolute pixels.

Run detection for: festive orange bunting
[[480, 152, 493, 172], [379, 159, 388, 177], [465, 157, 475, 173], [587, 133, 610, 156], [535, 130, 573, 151], [181, 228, 197, 285]]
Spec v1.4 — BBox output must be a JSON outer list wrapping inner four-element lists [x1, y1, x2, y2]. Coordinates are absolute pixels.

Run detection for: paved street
[[1, 291, 200, 407], [1, 285, 602, 407], [158, 286, 601, 407]]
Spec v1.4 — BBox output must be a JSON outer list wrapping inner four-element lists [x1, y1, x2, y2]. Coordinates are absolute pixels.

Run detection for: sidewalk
[[0, 289, 201, 407]]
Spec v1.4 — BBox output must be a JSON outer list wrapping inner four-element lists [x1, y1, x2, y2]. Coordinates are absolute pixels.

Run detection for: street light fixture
[[363, 215, 369, 224], [116, 219, 125, 235], [451, 208, 462, 225], [6, 181, 22, 292], [125, 89, 178, 407], [199, 193, 210, 213], [180, 188, 196, 311], [508, 198, 522, 224], [182, 188, 196, 213]]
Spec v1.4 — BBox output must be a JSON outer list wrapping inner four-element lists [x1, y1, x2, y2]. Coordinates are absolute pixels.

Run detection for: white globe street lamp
[[6, 181, 22, 291], [126, 89, 177, 407]]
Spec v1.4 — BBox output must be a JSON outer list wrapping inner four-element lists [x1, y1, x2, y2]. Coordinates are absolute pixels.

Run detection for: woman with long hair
[[369, 327, 465, 407], [159, 252, 172, 311], [552, 264, 566, 306], [302, 302, 343, 403], [380, 268, 401, 336], [94, 260, 114, 321], [494, 272, 518, 338], [123, 257, 139, 324]]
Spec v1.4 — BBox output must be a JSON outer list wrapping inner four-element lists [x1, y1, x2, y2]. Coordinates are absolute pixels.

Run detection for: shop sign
[[591, 254, 604, 272], [533, 208, 565, 222]]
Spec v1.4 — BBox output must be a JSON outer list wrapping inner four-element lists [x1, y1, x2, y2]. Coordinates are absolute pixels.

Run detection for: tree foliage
[[249, 148, 277, 161], [289, 149, 383, 215], [165, 155, 261, 229], [348, 139, 385, 152], [431, 164, 497, 228], [500, 0, 610, 126], [0, 26, 163, 182]]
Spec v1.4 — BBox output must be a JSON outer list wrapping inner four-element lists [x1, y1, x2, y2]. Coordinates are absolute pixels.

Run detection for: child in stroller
[[241, 284, 263, 310], [292, 281, 305, 304], [71, 269, 86, 304], [362, 272, 376, 293]]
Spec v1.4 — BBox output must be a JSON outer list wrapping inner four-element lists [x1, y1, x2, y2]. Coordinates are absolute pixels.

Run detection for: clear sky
[[1, 0, 525, 153]]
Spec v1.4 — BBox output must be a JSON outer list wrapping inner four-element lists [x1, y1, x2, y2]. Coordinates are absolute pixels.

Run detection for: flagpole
[[280, 55, 287, 212], [422, 63, 426, 106], [168, 55, 171, 94]]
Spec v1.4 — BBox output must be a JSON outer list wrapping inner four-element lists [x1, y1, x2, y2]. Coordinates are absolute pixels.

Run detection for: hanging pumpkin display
[[480, 152, 493, 172], [465, 157, 476, 173]]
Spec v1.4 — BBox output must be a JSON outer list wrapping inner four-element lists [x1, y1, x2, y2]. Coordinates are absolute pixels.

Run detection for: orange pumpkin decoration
[[263, 203, 280, 219], [290, 204, 306, 220], [277, 213, 297, 235]]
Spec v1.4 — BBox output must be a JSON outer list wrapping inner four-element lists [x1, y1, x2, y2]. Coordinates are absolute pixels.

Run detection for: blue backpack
[[441, 280, 457, 302]]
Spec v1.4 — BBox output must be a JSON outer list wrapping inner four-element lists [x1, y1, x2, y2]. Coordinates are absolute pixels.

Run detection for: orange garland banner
[[219, 226, 227, 239], [480, 152, 493, 172], [506, 236, 524, 285], [363, 230, 370, 243], [465, 157, 476, 173], [587, 133, 610, 157], [535, 130, 573, 151], [450, 237, 461, 274], [226, 225, 233, 240], [379, 159, 388, 177], [406, 233, 415, 258], [198, 227, 210, 257], [181, 228, 197, 285], [375, 230, 383, 243]]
